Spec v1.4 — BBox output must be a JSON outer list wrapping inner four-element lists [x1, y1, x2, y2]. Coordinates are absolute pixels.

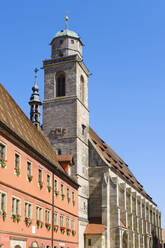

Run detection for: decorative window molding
[[72, 191, 75, 206], [53, 212, 58, 232], [45, 209, 51, 224], [11, 196, 21, 222], [71, 219, 76, 236], [36, 205, 43, 228], [24, 201, 33, 226], [66, 216, 70, 228], [0, 190, 7, 220], [54, 212, 58, 225], [47, 174, 51, 192], [27, 161, 32, 182], [60, 214, 64, 227], [61, 183, 65, 200], [71, 219, 75, 230], [54, 179, 59, 196], [24, 201, 33, 219], [0, 141, 7, 168], [67, 188, 70, 203], [14, 152, 21, 176], [38, 168, 43, 188]]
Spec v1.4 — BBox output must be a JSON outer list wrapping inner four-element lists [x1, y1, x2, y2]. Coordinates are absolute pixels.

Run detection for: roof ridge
[[89, 126, 156, 205], [0, 82, 62, 170]]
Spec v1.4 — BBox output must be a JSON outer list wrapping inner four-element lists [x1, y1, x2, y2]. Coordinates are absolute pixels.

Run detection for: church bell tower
[[42, 17, 90, 247]]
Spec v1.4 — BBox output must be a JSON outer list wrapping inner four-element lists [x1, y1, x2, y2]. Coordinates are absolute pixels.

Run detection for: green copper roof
[[55, 29, 79, 39]]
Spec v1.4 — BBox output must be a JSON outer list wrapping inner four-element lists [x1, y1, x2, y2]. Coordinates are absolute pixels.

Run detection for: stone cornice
[[43, 54, 90, 76]]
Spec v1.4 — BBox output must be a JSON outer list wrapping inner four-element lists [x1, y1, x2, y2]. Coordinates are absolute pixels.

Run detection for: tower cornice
[[43, 54, 90, 77]]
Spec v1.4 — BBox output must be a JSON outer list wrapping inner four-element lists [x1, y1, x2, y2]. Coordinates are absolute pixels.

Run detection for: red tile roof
[[84, 224, 105, 234], [120, 219, 126, 228], [0, 82, 63, 172], [57, 154, 72, 164], [89, 127, 156, 205]]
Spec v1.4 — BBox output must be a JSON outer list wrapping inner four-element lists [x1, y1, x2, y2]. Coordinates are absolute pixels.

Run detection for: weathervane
[[65, 11, 69, 30]]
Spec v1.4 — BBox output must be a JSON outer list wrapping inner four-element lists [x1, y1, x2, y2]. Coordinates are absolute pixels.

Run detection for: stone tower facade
[[42, 21, 90, 248]]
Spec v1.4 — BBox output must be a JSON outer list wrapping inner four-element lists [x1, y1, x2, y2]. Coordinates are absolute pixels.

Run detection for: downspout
[[52, 173, 55, 247]]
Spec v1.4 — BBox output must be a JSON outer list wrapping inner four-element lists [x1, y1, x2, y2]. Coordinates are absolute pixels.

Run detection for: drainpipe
[[52, 173, 55, 247]]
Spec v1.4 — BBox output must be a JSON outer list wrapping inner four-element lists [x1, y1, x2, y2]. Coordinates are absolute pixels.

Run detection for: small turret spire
[[29, 68, 42, 129]]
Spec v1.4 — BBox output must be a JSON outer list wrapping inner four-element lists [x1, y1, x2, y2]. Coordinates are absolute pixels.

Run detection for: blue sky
[[0, 0, 165, 226]]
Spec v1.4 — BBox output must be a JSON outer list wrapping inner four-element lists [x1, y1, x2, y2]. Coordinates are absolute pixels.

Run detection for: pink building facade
[[0, 82, 79, 248]]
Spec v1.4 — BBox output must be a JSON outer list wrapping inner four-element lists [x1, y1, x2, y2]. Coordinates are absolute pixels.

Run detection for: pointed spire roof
[[0, 82, 62, 171], [29, 68, 42, 105]]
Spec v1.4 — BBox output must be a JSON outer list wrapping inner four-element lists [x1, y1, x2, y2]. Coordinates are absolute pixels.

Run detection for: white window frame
[[72, 219, 75, 230], [0, 190, 7, 212], [36, 205, 43, 222], [66, 216, 70, 228], [54, 179, 58, 192], [14, 152, 21, 172], [54, 212, 58, 225], [61, 183, 64, 195], [0, 141, 7, 161], [24, 201, 33, 219], [72, 191, 75, 201], [60, 214, 64, 227], [38, 168, 43, 184], [11, 195, 21, 215], [27, 160, 32, 177], [47, 174, 51, 187], [45, 208, 51, 224]]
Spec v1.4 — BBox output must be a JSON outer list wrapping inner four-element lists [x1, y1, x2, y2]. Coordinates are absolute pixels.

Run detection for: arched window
[[31, 241, 39, 248], [57, 149, 62, 155], [56, 72, 65, 97], [80, 75, 85, 103], [122, 231, 128, 248]]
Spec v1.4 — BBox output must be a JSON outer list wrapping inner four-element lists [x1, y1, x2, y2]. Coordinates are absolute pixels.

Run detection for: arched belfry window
[[56, 72, 65, 97], [80, 75, 85, 103]]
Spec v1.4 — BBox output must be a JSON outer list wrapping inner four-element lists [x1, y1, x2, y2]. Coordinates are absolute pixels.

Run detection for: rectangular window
[[67, 188, 70, 199], [12, 196, 21, 215], [71, 219, 75, 230], [45, 209, 51, 224], [61, 184, 64, 199], [54, 179, 58, 192], [38, 168, 43, 183], [88, 239, 91, 246], [27, 161, 32, 176], [54, 212, 58, 225], [36, 206, 43, 221], [15, 153, 20, 169], [72, 191, 75, 205], [66, 217, 70, 228], [60, 214, 64, 227], [0, 142, 6, 160], [0, 191, 7, 212], [47, 174, 51, 187], [24, 201, 32, 219]]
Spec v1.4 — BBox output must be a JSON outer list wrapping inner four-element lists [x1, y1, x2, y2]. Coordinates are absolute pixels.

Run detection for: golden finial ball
[[65, 16, 69, 21]]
